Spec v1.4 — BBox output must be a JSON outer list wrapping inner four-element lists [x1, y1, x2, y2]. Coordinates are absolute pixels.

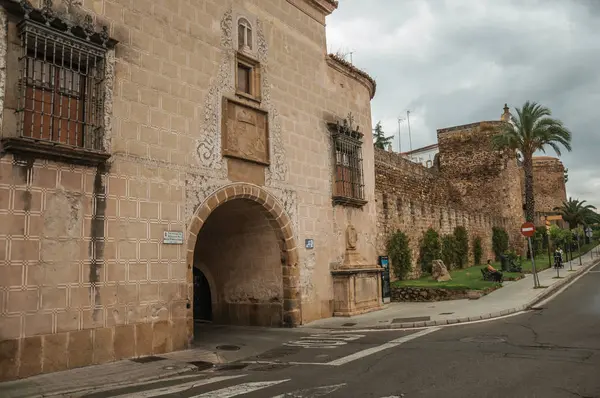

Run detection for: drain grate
[[130, 356, 167, 364], [216, 345, 241, 351], [342, 322, 357, 327], [439, 312, 454, 315], [214, 363, 248, 371], [188, 361, 214, 371], [391, 316, 431, 324]]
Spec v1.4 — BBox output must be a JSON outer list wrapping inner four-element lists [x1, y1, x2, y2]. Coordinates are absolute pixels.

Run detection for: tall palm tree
[[554, 198, 597, 229], [490, 101, 572, 222]]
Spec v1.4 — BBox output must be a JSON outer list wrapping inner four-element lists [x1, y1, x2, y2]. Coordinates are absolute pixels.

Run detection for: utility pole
[[397, 117, 405, 153], [349, 51, 354, 64], [406, 110, 413, 153]]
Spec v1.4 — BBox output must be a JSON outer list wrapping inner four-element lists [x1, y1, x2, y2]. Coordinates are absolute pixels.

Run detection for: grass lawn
[[392, 265, 523, 291]]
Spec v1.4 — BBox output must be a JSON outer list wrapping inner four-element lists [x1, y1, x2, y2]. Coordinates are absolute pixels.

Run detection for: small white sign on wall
[[163, 231, 184, 245]]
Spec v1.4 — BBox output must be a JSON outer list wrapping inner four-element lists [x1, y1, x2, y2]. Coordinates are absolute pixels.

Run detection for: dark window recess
[[328, 114, 367, 208], [237, 63, 251, 94]]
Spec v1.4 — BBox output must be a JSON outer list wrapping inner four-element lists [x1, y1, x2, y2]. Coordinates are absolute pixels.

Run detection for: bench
[[481, 268, 503, 283]]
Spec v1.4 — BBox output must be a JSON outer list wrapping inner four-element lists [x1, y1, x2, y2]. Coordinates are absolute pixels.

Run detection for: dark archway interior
[[193, 267, 212, 322], [193, 199, 284, 327]]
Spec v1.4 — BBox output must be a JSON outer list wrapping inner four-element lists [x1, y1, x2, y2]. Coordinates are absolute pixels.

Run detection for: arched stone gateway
[[186, 183, 300, 337]]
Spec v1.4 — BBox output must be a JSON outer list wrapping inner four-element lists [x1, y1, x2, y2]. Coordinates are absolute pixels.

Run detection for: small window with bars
[[16, 21, 106, 151], [330, 118, 366, 207]]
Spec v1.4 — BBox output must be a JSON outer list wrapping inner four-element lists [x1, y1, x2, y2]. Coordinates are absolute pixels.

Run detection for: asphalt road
[[83, 262, 600, 398]]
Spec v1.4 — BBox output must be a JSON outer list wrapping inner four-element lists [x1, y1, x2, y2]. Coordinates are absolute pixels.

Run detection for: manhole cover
[[392, 316, 431, 324], [439, 312, 454, 315], [215, 363, 248, 371], [342, 322, 357, 327], [130, 356, 167, 364], [460, 336, 506, 344], [188, 361, 214, 371], [216, 345, 241, 351]]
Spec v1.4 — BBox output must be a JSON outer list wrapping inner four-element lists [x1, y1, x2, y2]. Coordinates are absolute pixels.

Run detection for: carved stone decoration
[[184, 175, 226, 223], [102, 49, 116, 152], [40, 0, 56, 25], [256, 20, 287, 184], [0, 8, 6, 131], [194, 9, 234, 172], [222, 98, 269, 165], [346, 224, 358, 250]]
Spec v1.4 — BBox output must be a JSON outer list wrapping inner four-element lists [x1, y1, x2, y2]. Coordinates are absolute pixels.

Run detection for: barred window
[[16, 20, 106, 151], [329, 115, 366, 207]]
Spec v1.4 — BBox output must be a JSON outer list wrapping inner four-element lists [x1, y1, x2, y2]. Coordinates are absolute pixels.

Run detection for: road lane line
[[110, 375, 247, 398], [533, 259, 600, 308], [327, 327, 441, 366], [191, 379, 290, 397]]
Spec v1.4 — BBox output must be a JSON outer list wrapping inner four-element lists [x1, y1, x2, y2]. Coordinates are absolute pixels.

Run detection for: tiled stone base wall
[[0, 319, 188, 381]]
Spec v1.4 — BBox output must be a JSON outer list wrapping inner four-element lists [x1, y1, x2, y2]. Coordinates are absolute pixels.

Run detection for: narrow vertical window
[[238, 18, 252, 51]]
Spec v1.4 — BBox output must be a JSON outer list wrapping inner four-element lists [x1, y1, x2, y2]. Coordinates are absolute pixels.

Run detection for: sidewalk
[[304, 250, 600, 330]]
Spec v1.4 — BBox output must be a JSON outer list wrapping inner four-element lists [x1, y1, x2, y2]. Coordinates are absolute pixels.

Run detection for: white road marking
[[271, 383, 347, 397], [533, 260, 599, 308], [110, 375, 247, 398], [327, 326, 440, 366], [284, 334, 365, 349], [191, 379, 290, 397]]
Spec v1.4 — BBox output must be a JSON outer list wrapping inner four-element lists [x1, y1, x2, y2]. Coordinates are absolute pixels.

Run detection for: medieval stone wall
[[0, 0, 376, 380], [532, 157, 567, 218], [437, 122, 525, 251], [375, 149, 509, 279]]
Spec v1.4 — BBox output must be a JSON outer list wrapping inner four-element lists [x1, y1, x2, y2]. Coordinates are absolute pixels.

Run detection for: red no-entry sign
[[521, 222, 536, 237]]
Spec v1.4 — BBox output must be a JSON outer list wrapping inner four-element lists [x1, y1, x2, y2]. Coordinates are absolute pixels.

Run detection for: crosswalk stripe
[[110, 375, 247, 398], [70, 374, 210, 397], [190, 379, 290, 397]]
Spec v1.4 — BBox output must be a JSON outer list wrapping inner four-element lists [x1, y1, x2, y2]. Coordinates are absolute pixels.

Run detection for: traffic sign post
[[521, 222, 540, 288]]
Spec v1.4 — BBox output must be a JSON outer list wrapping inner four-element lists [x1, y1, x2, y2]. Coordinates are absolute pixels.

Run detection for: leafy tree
[[492, 227, 509, 260], [373, 121, 394, 150], [554, 197, 598, 229], [486, 102, 572, 222], [387, 230, 412, 280], [473, 236, 483, 265], [441, 235, 457, 269], [419, 228, 441, 274], [548, 225, 571, 251], [453, 226, 469, 268], [564, 168, 569, 183]]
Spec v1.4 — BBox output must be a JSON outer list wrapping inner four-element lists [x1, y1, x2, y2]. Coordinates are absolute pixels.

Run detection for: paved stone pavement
[[304, 248, 600, 330]]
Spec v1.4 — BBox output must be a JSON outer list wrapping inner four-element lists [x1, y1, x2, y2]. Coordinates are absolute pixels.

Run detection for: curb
[[316, 258, 600, 331]]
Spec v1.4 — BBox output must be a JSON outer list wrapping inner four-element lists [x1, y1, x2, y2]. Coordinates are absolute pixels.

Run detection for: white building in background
[[402, 143, 439, 168]]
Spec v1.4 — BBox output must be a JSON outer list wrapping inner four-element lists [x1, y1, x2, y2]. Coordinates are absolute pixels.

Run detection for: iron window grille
[[16, 19, 106, 151], [328, 114, 367, 207]]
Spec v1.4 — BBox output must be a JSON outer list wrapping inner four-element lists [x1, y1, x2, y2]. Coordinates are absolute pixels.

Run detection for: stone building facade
[[531, 156, 567, 222], [0, 0, 382, 380]]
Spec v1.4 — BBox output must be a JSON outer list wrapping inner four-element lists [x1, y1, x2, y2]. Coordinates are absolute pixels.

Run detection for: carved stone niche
[[221, 96, 269, 185], [331, 224, 383, 317]]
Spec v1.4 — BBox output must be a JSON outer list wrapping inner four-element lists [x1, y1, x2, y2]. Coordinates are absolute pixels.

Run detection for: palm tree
[[489, 101, 572, 222], [554, 198, 597, 229], [373, 121, 394, 150]]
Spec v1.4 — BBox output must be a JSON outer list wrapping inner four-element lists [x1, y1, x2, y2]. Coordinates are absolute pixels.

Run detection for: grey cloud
[[327, 0, 600, 206]]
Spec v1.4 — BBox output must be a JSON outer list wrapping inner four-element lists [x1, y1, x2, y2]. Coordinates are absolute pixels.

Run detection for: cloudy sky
[[326, 0, 600, 208]]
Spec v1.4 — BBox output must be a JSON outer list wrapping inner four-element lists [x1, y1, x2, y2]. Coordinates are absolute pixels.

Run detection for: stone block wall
[[436, 122, 525, 251], [0, 0, 377, 380], [532, 157, 567, 218], [375, 149, 509, 279]]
